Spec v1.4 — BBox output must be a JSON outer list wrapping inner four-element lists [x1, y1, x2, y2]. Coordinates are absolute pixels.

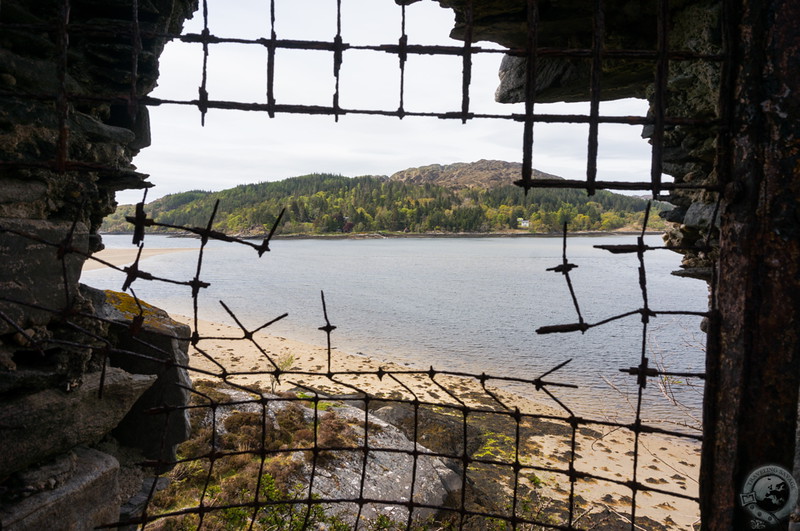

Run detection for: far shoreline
[[100, 229, 666, 240]]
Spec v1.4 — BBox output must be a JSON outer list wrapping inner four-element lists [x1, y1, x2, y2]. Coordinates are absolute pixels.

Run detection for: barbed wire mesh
[[0, 0, 728, 529], [1, 203, 707, 529]]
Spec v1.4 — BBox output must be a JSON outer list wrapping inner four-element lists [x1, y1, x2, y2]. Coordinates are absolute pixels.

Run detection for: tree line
[[102, 173, 667, 235]]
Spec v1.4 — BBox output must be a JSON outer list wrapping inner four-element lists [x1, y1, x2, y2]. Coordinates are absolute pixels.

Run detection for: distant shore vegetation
[[103, 173, 669, 236]]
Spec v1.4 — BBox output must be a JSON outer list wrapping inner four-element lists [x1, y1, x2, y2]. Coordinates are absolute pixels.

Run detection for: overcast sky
[[122, 0, 653, 205]]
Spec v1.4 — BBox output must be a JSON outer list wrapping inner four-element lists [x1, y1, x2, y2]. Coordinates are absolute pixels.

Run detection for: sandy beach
[[174, 314, 702, 529], [82, 247, 193, 271]]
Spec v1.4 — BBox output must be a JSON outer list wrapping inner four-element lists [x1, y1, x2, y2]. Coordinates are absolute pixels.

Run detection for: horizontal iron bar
[[621, 366, 706, 379]]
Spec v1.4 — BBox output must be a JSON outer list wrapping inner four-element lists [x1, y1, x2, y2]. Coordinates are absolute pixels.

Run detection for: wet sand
[[82, 247, 193, 271]]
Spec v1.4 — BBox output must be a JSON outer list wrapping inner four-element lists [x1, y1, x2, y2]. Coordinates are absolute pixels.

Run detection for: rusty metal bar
[[55, 0, 70, 174], [517, 0, 540, 193], [398, 4, 407, 117], [460, 0, 474, 124], [266, 0, 276, 117], [198, 0, 210, 125], [586, 0, 605, 196], [648, 0, 668, 199], [332, 0, 343, 121]]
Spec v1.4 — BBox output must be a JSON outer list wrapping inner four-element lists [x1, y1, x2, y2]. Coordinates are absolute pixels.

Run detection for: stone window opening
[[0, 1, 798, 530]]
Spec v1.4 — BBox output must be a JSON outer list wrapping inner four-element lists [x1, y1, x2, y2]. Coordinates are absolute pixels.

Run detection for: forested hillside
[[102, 163, 668, 235]]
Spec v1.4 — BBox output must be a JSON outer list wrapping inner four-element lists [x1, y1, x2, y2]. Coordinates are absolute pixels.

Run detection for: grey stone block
[[0, 368, 155, 478], [0, 447, 120, 531]]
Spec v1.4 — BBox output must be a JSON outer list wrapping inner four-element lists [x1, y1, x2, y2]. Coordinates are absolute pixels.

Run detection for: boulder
[[301, 404, 461, 524]]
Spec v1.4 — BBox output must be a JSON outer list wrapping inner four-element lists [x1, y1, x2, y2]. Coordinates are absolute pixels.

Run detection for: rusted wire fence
[[0, 0, 728, 528], [0, 201, 708, 529]]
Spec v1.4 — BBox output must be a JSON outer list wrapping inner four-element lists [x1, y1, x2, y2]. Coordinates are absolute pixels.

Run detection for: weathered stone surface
[[0, 368, 155, 479], [118, 477, 169, 531], [0, 180, 49, 219], [420, 0, 684, 103], [82, 286, 192, 470], [683, 201, 719, 229], [0, 1, 197, 528], [0, 218, 89, 335], [495, 54, 649, 104], [0, 448, 120, 531], [371, 403, 482, 457], [0, 0, 198, 323]]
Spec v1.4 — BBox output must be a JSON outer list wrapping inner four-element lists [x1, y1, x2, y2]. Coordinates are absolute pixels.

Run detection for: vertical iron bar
[[190, 201, 217, 335], [398, 4, 407, 118], [198, 0, 210, 125], [352, 395, 371, 531], [650, 0, 669, 198], [518, 0, 539, 193], [302, 394, 322, 530], [460, 0, 474, 124], [266, 0, 276, 117], [586, 0, 604, 196], [129, 0, 142, 123], [510, 408, 522, 529], [628, 224, 653, 529], [405, 397, 421, 531], [318, 290, 336, 374], [567, 422, 578, 527], [559, 225, 585, 327], [332, 0, 342, 122]]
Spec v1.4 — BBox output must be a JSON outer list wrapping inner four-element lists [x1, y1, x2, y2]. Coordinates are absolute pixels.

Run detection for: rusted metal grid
[[0, 0, 726, 198], [0, 0, 727, 528]]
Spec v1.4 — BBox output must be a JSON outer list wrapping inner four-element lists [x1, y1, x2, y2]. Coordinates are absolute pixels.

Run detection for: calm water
[[83, 234, 708, 424]]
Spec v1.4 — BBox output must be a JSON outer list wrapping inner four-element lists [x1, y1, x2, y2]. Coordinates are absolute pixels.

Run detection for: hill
[[389, 160, 562, 188], [101, 161, 667, 235]]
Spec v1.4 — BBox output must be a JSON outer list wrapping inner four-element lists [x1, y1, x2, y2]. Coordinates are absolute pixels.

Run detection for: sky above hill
[[123, 0, 653, 205]]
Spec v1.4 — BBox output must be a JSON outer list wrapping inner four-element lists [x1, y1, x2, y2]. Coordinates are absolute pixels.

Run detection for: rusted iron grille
[[0, 0, 727, 197], [0, 0, 727, 528]]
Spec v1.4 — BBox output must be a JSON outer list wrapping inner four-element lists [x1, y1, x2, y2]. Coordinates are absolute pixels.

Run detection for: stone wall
[[0, 1, 196, 527]]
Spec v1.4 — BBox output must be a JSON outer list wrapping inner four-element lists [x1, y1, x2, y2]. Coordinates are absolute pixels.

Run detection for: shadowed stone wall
[[0, 1, 196, 528]]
